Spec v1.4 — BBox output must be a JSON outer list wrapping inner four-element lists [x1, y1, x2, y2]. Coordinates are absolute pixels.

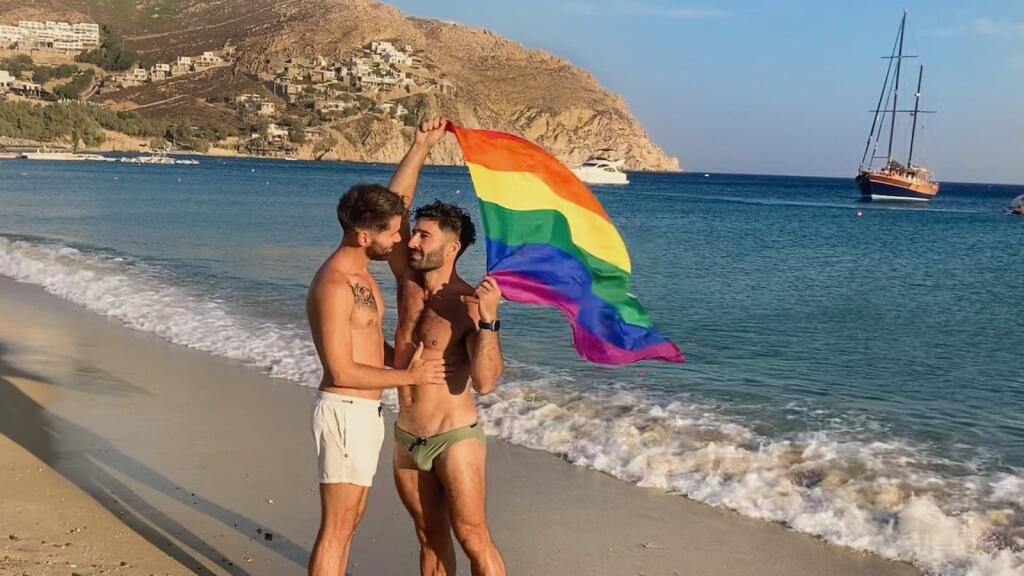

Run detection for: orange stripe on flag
[[448, 124, 612, 223]]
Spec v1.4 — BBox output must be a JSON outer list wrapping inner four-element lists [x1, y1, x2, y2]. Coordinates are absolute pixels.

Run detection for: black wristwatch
[[478, 319, 501, 332]]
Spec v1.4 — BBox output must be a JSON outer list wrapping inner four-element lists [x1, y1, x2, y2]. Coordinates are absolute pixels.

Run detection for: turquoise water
[[1, 157, 1022, 574]]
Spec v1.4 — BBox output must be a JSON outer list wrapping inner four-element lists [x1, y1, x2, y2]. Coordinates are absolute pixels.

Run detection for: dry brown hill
[[1, 0, 680, 170]]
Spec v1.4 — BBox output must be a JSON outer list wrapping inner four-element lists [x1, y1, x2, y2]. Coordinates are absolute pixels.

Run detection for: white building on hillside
[[11, 79, 42, 96], [5, 20, 99, 52], [369, 40, 413, 66], [0, 25, 23, 46], [265, 123, 290, 140], [130, 67, 150, 82], [378, 102, 409, 118], [347, 58, 371, 75], [195, 51, 224, 67], [235, 93, 277, 117], [73, 22, 100, 47], [314, 100, 352, 114], [150, 63, 171, 80], [383, 51, 411, 66], [52, 40, 83, 52]]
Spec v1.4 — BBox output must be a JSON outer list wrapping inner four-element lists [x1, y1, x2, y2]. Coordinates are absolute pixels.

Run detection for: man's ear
[[447, 240, 462, 259], [356, 230, 371, 247]]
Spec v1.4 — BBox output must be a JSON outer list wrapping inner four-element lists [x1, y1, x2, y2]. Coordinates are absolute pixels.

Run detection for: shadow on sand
[[0, 340, 310, 574]]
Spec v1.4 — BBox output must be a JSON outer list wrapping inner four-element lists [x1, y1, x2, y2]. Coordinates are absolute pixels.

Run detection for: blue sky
[[388, 1, 1024, 184]]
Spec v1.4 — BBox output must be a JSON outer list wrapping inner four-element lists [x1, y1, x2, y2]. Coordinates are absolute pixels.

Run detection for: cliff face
[[1, 0, 681, 170]]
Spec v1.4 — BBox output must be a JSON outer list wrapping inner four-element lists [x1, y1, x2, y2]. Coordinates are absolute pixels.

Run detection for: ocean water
[[1, 157, 1022, 575]]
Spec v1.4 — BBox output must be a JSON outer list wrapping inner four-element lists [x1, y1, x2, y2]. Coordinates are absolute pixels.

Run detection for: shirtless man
[[389, 198, 507, 576], [306, 117, 450, 576]]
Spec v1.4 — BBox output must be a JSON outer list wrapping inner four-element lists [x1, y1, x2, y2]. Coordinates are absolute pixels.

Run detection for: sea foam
[[0, 235, 322, 386]]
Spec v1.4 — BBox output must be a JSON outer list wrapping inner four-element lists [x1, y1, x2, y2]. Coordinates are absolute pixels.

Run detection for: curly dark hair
[[414, 200, 477, 258], [336, 184, 406, 234]]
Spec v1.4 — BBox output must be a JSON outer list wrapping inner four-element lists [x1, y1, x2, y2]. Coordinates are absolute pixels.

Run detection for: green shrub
[[53, 69, 95, 100], [0, 101, 228, 152], [32, 64, 79, 84], [76, 27, 139, 71], [0, 54, 34, 77]]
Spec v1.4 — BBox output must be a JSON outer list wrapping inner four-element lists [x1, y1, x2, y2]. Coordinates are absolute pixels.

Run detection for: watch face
[[492, 320, 501, 331]]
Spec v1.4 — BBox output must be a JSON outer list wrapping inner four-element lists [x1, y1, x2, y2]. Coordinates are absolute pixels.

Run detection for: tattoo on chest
[[350, 283, 378, 312]]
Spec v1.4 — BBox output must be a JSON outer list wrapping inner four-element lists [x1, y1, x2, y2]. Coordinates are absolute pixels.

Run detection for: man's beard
[[367, 245, 391, 261], [409, 247, 444, 270]]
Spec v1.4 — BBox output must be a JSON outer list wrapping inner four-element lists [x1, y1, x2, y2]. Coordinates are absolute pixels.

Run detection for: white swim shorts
[[312, 391, 385, 486]]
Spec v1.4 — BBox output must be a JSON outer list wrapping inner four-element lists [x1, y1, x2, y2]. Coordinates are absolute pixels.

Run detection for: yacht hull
[[570, 167, 629, 185], [856, 171, 938, 202]]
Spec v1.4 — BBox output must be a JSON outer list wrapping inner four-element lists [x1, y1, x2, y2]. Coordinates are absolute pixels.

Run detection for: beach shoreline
[[0, 275, 921, 575]]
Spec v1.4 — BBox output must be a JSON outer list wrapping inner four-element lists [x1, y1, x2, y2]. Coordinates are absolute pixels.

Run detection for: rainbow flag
[[448, 123, 684, 365]]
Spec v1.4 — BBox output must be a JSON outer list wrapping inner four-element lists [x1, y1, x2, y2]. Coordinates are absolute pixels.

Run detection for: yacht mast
[[860, 25, 901, 168], [907, 65, 924, 167], [886, 10, 907, 164]]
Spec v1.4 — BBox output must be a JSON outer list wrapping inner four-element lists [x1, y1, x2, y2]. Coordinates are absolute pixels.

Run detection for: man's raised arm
[[388, 116, 449, 279], [317, 277, 445, 388]]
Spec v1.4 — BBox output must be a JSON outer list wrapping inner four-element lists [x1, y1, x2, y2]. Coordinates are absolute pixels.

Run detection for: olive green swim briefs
[[394, 421, 486, 471]]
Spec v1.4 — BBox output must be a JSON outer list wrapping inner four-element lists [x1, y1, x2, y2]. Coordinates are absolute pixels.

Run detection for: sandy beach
[[0, 276, 920, 576]]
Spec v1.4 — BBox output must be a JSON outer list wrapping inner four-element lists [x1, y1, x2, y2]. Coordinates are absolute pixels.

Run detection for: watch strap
[[478, 319, 501, 332]]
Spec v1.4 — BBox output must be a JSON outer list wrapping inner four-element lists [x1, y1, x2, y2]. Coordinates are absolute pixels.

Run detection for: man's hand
[[406, 342, 447, 386], [414, 116, 448, 149], [464, 277, 504, 394], [463, 276, 502, 323]]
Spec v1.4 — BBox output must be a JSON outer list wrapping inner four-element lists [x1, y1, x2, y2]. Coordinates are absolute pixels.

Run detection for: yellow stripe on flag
[[467, 162, 632, 273]]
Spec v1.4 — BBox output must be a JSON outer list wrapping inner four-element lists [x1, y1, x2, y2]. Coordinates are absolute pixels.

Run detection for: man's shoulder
[[312, 268, 358, 299]]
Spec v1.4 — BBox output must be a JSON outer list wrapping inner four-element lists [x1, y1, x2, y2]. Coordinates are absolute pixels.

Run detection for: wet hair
[[414, 200, 477, 258], [336, 184, 406, 234]]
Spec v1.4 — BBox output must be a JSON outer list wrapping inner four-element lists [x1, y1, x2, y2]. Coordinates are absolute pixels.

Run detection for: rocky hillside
[[1, 0, 680, 170]]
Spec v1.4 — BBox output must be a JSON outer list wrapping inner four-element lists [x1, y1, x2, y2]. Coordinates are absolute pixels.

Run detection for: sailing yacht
[[856, 11, 939, 202]]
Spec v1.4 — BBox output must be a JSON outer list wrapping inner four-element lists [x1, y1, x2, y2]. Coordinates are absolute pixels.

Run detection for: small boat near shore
[[571, 151, 630, 185], [1011, 194, 1024, 215], [119, 152, 199, 165], [20, 149, 114, 162]]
